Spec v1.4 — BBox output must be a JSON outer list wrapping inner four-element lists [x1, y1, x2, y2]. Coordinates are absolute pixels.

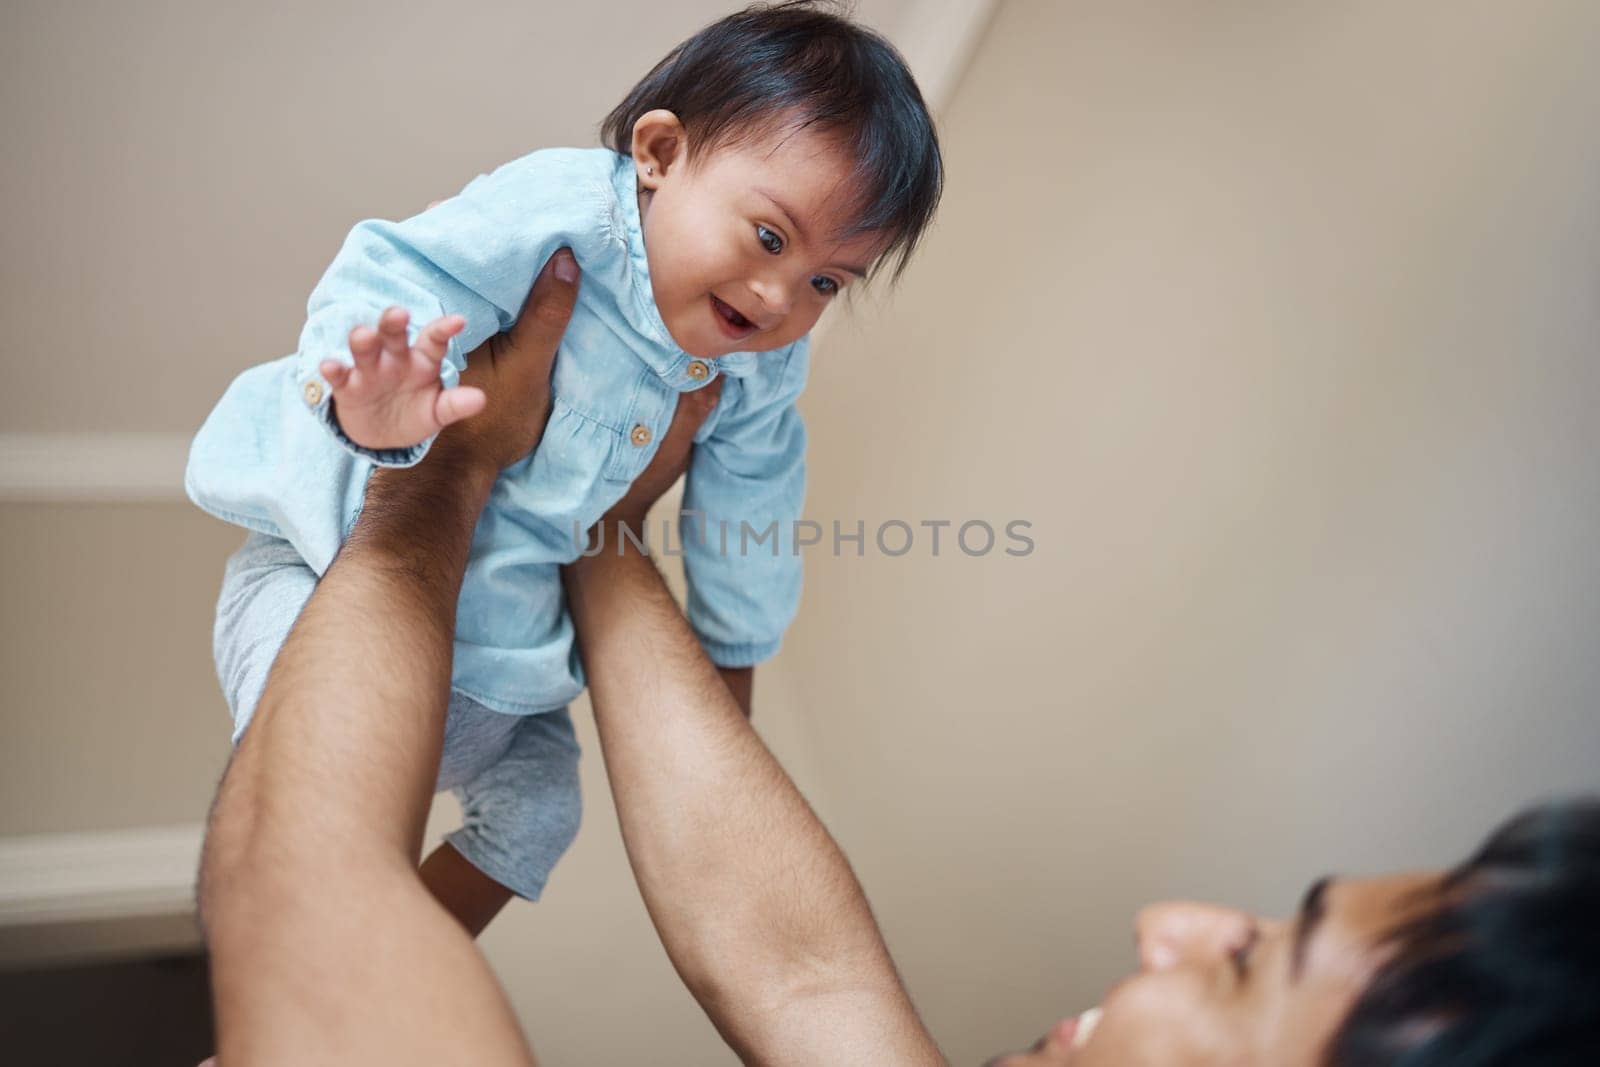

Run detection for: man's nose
[[1134, 901, 1256, 971]]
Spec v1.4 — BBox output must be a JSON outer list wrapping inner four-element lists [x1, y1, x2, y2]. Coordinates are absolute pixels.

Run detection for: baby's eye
[[755, 224, 784, 254], [811, 275, 840, 297]]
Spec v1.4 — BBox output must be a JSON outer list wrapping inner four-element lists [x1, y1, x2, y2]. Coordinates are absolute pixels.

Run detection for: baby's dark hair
[[600, 1, 942, 281]]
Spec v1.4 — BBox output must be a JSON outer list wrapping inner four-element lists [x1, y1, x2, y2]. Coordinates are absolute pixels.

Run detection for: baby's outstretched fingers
[[322, 309, 468, 450], [433, 385, 487, 429], [318, 359, 351, 390], [413, 314, 466, 365], [347, 323, 381, 370], [377, 306, 410, 357]]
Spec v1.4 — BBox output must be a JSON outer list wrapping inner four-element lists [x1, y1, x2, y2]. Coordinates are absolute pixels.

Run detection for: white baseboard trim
[[0, 823, 204, 927], [0, 432, 192, 502]]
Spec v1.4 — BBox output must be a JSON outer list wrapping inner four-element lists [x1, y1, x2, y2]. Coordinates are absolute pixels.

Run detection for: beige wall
[[765, 1, 1600, 1061], [0, 504, 237, 834], [5, 1, 1600, 1064], [0, 0, 908, 436]]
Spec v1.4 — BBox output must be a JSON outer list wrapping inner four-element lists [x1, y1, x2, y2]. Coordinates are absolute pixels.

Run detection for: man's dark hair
[[1327, 799, 1600, 1066], [600, 0, 942, 281]]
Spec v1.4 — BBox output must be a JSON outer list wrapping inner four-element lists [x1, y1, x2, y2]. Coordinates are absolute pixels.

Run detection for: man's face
[[635, 119, 889, 360], [987, 871, 1441, 1067]]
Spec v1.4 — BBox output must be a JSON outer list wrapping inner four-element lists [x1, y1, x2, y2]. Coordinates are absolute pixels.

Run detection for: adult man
[[199, 254, 1599, 1065]]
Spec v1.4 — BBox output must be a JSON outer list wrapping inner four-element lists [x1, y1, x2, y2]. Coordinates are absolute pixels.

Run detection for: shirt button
[[302, 380, 324, 406], [687, 360, 710, 380], [630, 424, 652, 447]]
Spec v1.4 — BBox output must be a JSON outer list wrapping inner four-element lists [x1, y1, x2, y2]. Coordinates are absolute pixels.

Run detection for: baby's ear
[[631, 109, 687, 189]]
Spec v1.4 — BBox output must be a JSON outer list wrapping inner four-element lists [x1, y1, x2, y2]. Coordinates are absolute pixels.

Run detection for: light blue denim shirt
[[186, 147, 807, 714]]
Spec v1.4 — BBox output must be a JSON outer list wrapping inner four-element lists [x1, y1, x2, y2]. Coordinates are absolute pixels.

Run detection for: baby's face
[[635, 120, 889, 359]]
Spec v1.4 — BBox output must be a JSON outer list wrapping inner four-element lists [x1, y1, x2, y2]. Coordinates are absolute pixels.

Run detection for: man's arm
[[681, 340, 809, 679], [199, 252, 581, 1067], [717, 665, 754, 717], [564, 480, 944, 1065], [203, 451, 534, 1067]]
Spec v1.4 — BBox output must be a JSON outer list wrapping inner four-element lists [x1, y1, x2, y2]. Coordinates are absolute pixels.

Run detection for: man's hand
[[591, 379, 758, 716], [429, 249, 581, 476], [202, 248, 584, 1067], [605, 377, 723, 532], [321, 249, 581, 464]]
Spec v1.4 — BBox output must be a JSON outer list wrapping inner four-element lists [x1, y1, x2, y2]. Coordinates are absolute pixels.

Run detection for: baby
[[186, 0, 941, 928]]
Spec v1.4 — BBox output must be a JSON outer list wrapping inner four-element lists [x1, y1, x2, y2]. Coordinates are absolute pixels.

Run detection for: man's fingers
[[670, 378, 722, 444], [682, 377, 722, 424], [507, 249, 580, 355], [645, 380, 722, 485], [434, 385, 487, 428]]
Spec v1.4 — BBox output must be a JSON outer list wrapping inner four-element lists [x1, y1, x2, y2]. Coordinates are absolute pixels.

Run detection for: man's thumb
[[514, 248, 581, 342]]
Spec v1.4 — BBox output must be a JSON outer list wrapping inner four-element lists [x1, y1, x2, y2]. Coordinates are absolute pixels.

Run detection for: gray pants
[[212, 532, 582, 900]]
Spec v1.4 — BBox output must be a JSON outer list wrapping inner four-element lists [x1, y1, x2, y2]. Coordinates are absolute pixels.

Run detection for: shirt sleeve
[[292, 148, 612, 467], [679, 338, 810, 667]]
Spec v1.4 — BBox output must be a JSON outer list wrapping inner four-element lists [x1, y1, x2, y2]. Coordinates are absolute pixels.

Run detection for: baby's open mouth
[[710, 294, 755, 335]]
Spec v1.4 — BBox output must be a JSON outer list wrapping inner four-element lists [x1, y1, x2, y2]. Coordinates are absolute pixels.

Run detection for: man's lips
[[710, 294, 758, 340]]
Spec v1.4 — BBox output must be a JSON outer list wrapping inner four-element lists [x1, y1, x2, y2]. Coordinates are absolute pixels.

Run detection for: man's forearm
[[203, 452, 533, 1066], [563, 542, 941, 1065], [228, 457, 495, 860]]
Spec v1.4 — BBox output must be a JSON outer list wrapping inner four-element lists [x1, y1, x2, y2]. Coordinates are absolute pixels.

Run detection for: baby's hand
[[318, 307, 484, 450]]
